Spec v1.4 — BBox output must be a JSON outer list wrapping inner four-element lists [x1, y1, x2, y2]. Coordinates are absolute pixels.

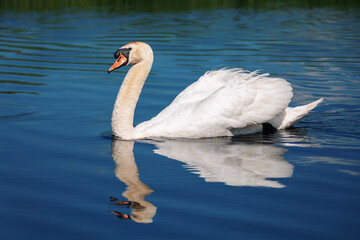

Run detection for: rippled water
[[1, 2, 360, 240]]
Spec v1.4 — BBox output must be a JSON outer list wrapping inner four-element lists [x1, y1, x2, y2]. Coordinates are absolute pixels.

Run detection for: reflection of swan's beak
[[108, 53, 128, 73], [108, 210, 132, 220]]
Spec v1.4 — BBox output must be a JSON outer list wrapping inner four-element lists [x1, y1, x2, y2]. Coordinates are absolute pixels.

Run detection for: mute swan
[[108, 41, 323, 140]]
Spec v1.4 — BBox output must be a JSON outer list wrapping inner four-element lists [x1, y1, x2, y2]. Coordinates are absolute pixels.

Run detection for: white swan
[[108, 41, 323, 140]]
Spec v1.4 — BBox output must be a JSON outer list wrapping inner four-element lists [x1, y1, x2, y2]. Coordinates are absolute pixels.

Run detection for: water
[[1, 1, 360, 239]]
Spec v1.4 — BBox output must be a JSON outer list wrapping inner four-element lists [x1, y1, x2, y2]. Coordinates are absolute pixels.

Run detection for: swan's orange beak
[[108, 53, 128, 74]]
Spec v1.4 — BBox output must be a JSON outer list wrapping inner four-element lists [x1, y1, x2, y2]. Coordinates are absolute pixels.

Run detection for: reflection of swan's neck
[[112, 140, 153, 199], [111, 140, 156, 223], [111, 59, 152, 139]]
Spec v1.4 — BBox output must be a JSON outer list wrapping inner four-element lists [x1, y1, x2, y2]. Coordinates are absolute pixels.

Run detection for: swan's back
[[135, 68, 293, 138]]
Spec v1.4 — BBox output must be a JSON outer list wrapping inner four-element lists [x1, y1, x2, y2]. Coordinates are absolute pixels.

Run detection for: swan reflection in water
[[109, 133, 298, 223], [109, 140, 157, 223]]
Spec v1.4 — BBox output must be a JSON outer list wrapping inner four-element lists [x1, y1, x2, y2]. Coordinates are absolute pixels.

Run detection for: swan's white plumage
[[109, 42, 323, 140], [135, 68, 293, 138]]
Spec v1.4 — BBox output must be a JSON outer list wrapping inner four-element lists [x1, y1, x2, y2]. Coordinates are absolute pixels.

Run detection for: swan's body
[[108, 42, 323, 140]]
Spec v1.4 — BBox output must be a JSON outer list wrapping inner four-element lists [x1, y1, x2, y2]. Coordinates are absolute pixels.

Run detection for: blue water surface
[[0, 1, 359, 239]]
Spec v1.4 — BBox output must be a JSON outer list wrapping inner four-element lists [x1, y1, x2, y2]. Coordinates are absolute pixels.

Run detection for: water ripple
[[0, 103, 34, 120]]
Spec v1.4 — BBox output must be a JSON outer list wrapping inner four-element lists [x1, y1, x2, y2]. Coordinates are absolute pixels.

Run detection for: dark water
[[1, 1, 360, 239]]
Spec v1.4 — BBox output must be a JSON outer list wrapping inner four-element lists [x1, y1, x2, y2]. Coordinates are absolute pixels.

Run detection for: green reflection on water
[[0, 80, 46, 86], [0, 91, 39, 95], [0, 0, 359, 13]]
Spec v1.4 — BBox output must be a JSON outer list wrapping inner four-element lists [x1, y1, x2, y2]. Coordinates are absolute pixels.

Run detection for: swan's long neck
[[111, 58, 152, 139]]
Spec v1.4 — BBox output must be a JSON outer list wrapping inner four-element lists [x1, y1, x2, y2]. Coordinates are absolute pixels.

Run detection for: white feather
[[135, 68, 294, 138]]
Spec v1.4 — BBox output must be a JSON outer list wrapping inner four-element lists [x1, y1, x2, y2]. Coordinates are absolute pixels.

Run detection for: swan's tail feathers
[[269, 98, 324, 130]]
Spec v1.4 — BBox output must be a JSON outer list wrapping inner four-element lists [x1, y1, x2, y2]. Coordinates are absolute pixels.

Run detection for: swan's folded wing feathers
[[193, 69, 293, 129], [151, 69, 226, 121], [171, 70, 225, 104]]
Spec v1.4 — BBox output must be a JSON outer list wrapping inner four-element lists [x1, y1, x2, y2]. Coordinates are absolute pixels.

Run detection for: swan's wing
[[151, 69, 227, 120], [192, 68, 293, 130], [135, 68, 293, 138]]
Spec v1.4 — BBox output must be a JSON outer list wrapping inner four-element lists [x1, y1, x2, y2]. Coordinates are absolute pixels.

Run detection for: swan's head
[[108, 42, 153, 74]]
